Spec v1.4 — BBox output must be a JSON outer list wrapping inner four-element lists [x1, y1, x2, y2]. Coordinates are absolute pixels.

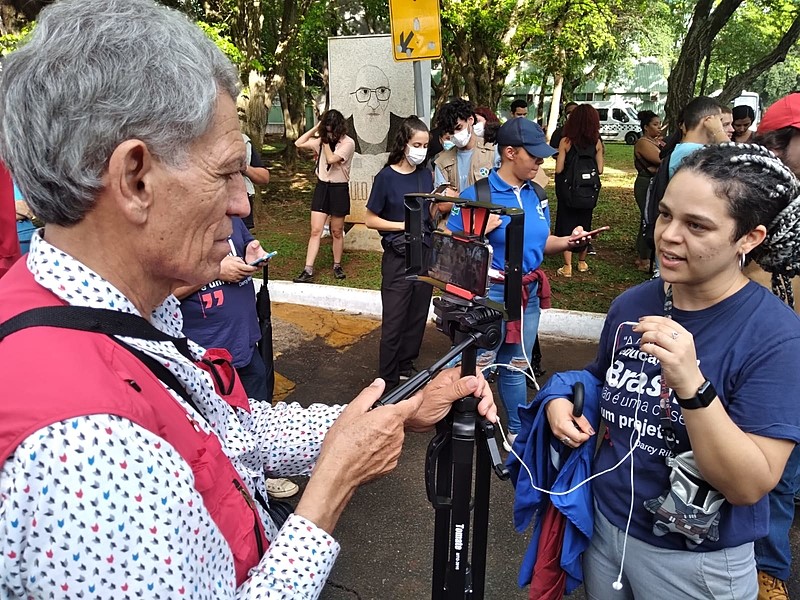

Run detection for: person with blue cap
[[446, 118, 600, 447]]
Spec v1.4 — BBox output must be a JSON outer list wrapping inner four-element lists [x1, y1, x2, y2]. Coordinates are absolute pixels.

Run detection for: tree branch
[[718, 11, 800, 104]]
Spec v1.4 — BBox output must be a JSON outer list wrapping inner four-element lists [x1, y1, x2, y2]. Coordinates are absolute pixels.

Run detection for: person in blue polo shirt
[[446, 118, 598, 446]]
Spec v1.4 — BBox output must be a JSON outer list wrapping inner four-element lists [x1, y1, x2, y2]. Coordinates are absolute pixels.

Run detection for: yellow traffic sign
[[388, 0, 442, 62]]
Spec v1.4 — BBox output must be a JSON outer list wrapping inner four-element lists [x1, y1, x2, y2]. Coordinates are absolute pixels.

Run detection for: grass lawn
[[251, 139, 649, 314]]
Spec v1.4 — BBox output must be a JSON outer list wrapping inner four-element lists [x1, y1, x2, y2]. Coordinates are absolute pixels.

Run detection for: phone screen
[[427, 232, 491, 298]]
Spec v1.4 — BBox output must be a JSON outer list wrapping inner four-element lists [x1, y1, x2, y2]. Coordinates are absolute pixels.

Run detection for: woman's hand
[[634, 316, 705, 399], [545, 398, 595, 448], [485, 213, 503, 234]]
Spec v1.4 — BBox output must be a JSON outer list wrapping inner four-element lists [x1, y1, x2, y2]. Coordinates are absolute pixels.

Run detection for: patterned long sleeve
[[0, 414, 339, 599]]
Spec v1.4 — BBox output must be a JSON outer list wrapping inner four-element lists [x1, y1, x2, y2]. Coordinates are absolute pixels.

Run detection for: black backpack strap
[[474, 176, 491, 204], [0, 306, 201, 412]]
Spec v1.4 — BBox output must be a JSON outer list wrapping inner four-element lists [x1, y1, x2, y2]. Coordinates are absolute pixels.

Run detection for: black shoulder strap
[[0, 306, 200, 412], [0, 306, 193, 358], [474, 176, 491, 204]]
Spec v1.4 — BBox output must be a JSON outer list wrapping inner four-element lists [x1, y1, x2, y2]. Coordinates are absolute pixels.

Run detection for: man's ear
[[739, 224, 767, 256], [105, 139, 155, 225]]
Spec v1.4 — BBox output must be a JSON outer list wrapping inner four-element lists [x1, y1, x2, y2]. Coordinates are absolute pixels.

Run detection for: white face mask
[[473, 122, 485, 139], [406, 145, 427, 166], [452, 126, 472, 148], [442, 139, 456, 151]]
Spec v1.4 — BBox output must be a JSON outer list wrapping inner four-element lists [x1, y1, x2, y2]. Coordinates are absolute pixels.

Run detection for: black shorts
[[311, 181, 350, 217]]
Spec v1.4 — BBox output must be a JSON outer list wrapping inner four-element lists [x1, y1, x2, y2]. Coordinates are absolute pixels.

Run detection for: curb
[[255, 279, 605, 342]]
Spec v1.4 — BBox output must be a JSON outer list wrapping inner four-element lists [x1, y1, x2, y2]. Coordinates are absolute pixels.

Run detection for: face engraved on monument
[[349, 64, 391, 145]]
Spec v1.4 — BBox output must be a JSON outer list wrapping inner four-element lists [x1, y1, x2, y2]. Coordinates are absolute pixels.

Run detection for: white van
[[589, 101, 642, 144]]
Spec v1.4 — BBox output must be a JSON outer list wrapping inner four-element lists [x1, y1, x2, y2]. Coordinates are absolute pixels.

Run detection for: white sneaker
[[266, 478, 299, 499], [321, 224, 331, 238]]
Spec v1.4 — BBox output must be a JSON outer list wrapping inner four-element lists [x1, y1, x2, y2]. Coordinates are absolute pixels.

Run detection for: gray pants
[[583, 506, 758, 599]]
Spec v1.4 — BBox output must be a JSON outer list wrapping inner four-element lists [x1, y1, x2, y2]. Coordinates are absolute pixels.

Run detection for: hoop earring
[[738, 252, 746, 270]]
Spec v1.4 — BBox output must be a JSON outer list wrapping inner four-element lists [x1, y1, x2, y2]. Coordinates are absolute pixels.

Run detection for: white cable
[[498, 319, 647, 593]]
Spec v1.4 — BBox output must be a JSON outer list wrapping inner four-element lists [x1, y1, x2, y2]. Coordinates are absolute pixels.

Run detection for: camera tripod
[[374, 294, 511, 600], [372, 191, 525, 599]]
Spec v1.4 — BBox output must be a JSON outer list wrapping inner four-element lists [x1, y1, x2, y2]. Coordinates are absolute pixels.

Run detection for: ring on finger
[[670, 331, 679, 340], [561, 436, 572, 445]]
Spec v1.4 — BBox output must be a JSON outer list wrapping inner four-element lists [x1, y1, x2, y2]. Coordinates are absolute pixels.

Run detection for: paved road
[[271, 304, 799, 600]]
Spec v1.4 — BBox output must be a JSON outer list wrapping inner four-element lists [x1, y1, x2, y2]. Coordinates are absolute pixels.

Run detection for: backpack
[[641, 144, 675, 252], [565, 144, 601, 209]]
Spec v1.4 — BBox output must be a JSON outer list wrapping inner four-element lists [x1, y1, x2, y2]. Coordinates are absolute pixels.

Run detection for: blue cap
[[495, 118, 557, 158]]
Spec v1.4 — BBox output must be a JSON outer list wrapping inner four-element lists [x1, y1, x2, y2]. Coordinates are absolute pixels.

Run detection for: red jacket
[[0, 260, 268, 585]]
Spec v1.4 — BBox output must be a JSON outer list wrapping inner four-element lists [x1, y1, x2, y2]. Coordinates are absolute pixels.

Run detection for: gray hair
[[0, 0, 239, 225]]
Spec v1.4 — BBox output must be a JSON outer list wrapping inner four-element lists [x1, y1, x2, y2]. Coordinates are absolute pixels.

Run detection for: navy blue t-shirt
[[586, 278, 800, 551], [447, 169, 550, 273], [179, 218, 261, 367], [366, 165, 433, 244]]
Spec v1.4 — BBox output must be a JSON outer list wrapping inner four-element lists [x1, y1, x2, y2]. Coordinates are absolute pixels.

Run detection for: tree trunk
[[664, 0, 744, 131], [233, 0, 262, 82], [546, 70, 564, 140], [718, 12, 800, 104], [245, 70, 267, 152], [698, 47, 712, 96], [279, 67, 306, 170], [536, 72, 548, 124]]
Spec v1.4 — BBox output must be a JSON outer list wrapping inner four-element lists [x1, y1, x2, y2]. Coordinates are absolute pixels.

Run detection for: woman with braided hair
[[531, 143, 800, 598]]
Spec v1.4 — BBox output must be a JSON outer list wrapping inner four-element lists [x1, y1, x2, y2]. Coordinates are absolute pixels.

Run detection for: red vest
[[0, 162, 21, 278], [0, 260, 268, 585]]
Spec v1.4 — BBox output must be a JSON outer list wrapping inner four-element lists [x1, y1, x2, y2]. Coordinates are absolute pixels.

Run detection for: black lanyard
[[658, 285, 679, 459]]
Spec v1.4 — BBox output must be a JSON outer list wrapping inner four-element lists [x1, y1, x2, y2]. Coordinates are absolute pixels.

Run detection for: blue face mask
[[442, 140, 456, 151]]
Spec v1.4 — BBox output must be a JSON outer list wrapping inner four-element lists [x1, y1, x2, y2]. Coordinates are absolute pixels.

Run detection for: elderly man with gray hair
[[0, 1, 496, 598]]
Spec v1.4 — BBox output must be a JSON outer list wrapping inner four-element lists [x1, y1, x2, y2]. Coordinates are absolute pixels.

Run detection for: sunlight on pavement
[[271, 302, 380, 350], [269, 303, 381, 401]]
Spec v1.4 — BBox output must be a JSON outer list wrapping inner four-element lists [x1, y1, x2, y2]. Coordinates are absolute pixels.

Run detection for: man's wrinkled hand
[[405, 369, 496, 432]]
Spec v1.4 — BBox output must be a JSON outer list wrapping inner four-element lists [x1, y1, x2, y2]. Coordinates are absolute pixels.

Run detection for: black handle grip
[[572, 382, 584, 418]]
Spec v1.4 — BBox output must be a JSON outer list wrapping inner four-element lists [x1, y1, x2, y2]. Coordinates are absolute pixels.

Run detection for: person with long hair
[[632, 110, 665, 271], [365, 116, 435, 389], [537, 143, 800, 598], [732, 105, 756, 143], [294, 109, 355, 282], [554, 104, 605, 276]]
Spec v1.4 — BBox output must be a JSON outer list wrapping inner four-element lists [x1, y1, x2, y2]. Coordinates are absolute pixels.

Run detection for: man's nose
[[367, 91, 379, 109], [228, 174, 250, 217]]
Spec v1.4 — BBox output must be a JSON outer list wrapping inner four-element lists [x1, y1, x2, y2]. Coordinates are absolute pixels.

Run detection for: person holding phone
[[537, 144, 800, 598], [0, 3, 498, 595], [365, 115, 435, 389], [446, 118, 602, 447]]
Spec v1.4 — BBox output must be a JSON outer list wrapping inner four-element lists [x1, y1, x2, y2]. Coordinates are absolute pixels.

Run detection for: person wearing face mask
[[365, 116, 436, 389], [433, 98, 496, 197]]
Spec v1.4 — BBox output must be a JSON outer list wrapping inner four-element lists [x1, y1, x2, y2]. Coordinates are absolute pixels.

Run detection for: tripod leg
[[471, 422, 492, 599], [446, 405, 476, 599], [431, 428, 453, 600]]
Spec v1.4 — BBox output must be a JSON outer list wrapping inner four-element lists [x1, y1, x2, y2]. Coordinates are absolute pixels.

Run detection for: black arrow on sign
[[399, 31, 414, 54]]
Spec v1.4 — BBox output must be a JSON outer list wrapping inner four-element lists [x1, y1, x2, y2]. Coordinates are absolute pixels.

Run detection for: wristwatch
[[675, 378, 716, 410]]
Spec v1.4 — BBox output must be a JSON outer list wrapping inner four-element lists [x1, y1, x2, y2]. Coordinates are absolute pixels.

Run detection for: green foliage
[[0, 23, 34, 57], [197, 21, 244, 65], [704, 0, 800, 96]]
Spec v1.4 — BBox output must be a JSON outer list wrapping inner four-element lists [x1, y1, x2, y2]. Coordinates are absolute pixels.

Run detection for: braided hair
[[679, 143, 800, 306]]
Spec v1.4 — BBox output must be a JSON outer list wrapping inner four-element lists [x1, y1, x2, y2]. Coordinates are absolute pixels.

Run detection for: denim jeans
[[477, 281, 540, 434], [754, 442, 800, 581]]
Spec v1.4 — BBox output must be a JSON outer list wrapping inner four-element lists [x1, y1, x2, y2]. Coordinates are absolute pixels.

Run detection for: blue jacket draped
[[506, 370, 602, 593]]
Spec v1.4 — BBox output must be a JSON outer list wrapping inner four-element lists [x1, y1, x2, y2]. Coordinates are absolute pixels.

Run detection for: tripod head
[[371, 191, 524, 409]]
